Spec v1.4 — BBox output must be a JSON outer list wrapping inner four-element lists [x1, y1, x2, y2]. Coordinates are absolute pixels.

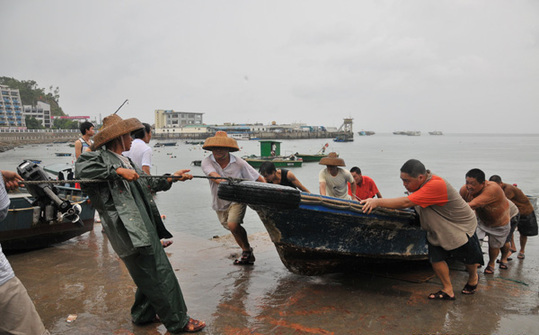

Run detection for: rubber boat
[[0, 161, 95, 251], [218, 181, 428, 275]]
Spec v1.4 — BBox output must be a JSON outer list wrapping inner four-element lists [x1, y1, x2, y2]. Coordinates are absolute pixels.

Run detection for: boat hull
[[244, 158, 302, 168], [294, 154, 327, 162], [0, 187, 95, 251]]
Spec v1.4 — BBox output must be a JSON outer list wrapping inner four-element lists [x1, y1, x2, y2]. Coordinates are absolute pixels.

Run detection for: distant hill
[[0, 76, 65, 116]]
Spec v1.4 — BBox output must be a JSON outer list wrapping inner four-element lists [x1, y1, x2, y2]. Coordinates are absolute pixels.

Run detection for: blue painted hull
[[252, 194, 428, 275]]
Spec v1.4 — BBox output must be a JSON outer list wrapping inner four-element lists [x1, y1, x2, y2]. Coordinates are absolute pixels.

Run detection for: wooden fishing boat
[[358, 131, 375, 136], [333, 134, 354, 142], [295, 143, 329, 162], [154, 141, 178, 147], [217, 181, 427, 275], [244, 140, 302, 168], [0, 161, 95, 251]]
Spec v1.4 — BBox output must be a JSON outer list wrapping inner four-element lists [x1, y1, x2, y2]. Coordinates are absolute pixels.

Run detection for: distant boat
[[393, 131, 421, 136], [358, 131, 375, 136], [295, 143, 329, 162], [0, 161, 95, 252], [229, 133, 250, 141], [428, 131, 443, 135], [55, 153, 72, 157], [217, 181, 427, 275], [244, 140, 302, 168], [154, 142, 177, 147], [333, 134, 354, 142], [184, 140, 205, 145]]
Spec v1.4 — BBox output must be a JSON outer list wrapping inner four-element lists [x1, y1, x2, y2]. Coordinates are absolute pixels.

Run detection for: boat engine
[[17, 160, 83, 226]]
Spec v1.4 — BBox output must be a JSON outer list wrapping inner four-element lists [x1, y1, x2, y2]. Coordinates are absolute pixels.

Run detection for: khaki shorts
[[0, 276, 49, 335], [216, 203, 247, 230]]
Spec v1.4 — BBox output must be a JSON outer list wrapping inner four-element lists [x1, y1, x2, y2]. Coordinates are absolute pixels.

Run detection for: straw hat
[[319, 152, 345, 166], [202, 131, 239, 152], [91, 114, 144, 150]]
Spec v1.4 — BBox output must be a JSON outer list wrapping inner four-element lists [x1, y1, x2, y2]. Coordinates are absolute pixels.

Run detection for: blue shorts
[[428, 233, 484, 265]]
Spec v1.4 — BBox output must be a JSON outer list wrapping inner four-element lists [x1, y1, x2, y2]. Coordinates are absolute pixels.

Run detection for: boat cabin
[[260, 140, 281, 157]]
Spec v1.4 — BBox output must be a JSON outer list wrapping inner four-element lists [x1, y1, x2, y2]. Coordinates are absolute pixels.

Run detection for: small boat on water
[[218, 181, 427, 275], [333, 134, 354, 142], [55, 152, 72, 157], [243, 141, 302, 168], [295, 143, 329, 163], [185, 140, 205, 145], [393, 131, 421, 136], [358, 130, 375, 136], [154, 141, 178, 147], [0, 161, 95, 252], [429, 131, 443, 135]]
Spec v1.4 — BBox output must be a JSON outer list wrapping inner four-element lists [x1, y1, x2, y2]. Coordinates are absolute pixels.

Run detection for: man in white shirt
[[201, 131, 265, 265], [319, 152, 355, 200], [124, 123, 152, 175]]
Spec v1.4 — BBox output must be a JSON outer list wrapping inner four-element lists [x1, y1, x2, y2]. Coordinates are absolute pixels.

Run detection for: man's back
[[502, 183, 534, 215]]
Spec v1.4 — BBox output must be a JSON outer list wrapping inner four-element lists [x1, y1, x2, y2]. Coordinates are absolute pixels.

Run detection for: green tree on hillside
[[25, 116, 44, 129], [0, 76, 66, 117]]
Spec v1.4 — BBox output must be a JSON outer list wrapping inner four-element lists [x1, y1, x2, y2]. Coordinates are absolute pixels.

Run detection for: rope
[[19, 175, 244, 185]]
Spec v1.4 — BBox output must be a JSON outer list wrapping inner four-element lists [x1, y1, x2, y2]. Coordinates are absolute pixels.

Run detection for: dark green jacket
[[75, 148, 173, 258]]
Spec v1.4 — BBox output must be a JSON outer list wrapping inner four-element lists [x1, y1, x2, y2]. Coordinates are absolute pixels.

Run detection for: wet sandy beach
[[7, 224, 539, 335]]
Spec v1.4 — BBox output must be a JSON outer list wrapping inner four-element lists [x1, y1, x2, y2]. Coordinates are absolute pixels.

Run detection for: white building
[[0, 84, 25, 128], [154, 109, 204, 129], [23, 101, 51, 128]]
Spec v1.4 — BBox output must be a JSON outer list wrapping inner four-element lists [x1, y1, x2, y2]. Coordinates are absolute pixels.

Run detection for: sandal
[[484, 265, 495, 274], [499, 262, 508, 270], [428, 290, 455, 300], [182, 318, 206, 333], [517, 252, 525, 259], [462, 274, 479, 295], [233, 247, 255, 265]]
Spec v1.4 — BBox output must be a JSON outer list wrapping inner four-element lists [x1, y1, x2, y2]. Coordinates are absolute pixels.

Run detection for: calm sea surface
[[2, 133, 538, 239]]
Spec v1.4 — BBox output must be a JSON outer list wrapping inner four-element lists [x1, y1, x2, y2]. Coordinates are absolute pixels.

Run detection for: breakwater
[[0, 130, 79, 152], [153, 130, 352, 140]]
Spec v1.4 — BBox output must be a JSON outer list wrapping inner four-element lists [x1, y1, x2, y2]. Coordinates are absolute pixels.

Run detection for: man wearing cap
[[201, 131, 265, 265], [319, 152, 356, 200], [75, 114, 205, 333]]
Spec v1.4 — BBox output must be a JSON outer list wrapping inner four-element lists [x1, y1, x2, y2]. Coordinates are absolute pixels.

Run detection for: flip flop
[[517, 252, 525, 259], [462, 274, 479, 295], [233, 247, 255, 265], [499, 262, 508, 270], [428, 290, 455, 300], [182, 318, 206, 333], [484, 265, 495, 274]]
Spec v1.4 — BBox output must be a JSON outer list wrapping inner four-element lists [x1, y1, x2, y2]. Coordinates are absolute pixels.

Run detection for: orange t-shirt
[[408, 175, 448, 208]]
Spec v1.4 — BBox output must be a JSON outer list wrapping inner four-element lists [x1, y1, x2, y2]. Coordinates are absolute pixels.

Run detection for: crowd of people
[[1, 125, 537, 333]]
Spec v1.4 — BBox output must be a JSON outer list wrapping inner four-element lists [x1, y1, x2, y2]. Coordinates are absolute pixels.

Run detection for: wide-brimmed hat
[[319, 152, 345, 166], [91, 114, 143, 150], [202, 131, 239, 152]]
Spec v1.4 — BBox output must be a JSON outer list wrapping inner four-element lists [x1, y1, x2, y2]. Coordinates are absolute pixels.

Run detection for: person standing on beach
[[124, 123, 152, 175], [459, 169, 512, 275], [74, 121, 95, 159], [201, 131, 265, 265], [489, 175, 537, 260], [0, 170, 50, 335], [75, 114, 205, 333], [319, 152, 355, 200], [361, 159, 483, 300], [348, 166, 382, 200], [258, 161, 310, 192]]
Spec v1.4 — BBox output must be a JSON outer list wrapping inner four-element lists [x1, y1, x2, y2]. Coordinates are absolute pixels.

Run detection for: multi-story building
[[0, 84, 25, 129], [23, 101, 52, 128], [155, 109, 204, 129]]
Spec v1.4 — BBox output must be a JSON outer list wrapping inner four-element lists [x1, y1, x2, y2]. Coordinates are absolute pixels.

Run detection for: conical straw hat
[[319, 152, 345, 166], [202, 131, 239, 152], [91, 114, 143, 150]]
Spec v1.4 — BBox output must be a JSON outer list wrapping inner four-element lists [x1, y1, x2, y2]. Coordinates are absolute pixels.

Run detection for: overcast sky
[[1, 0, 538, 133]]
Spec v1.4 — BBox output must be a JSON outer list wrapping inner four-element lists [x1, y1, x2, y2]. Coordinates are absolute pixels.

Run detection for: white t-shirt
[[123, 139, 152, 171], [201, 154, 261, 211], [318, 168, 354, 199]]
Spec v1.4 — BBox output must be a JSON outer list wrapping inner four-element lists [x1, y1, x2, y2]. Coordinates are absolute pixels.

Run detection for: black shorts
[[428, 233, 484, 265], [518, 212, 538, 236]]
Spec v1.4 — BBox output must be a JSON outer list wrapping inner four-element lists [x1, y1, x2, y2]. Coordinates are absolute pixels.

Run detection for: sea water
[[1, 133, 538, 239]]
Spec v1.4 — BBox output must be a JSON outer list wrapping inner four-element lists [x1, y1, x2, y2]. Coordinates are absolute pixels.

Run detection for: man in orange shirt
[[348, 166, 382, 200], [362, 159, 482, 300]]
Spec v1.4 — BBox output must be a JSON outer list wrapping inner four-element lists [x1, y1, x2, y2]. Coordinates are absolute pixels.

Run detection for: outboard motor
[[17, 160, 82, 226]]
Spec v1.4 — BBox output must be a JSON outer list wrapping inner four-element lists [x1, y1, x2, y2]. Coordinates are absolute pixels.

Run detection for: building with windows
[[154, 109, 204, 129], [23, 101, 52, 128], [0, 84, 26, 129]]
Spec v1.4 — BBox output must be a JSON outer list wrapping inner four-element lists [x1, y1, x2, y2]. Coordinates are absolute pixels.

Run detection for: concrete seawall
[[0, 131, 79, 152], [153, 130, 352, 140]]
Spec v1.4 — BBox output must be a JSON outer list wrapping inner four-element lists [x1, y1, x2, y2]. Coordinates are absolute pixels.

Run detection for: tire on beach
[[217, 181, 301, 209]]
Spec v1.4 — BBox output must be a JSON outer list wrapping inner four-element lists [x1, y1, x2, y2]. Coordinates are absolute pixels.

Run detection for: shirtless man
[[460, 169, 511, 275], [258, 161, 310, 192], [489, 175, 537, 260]]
